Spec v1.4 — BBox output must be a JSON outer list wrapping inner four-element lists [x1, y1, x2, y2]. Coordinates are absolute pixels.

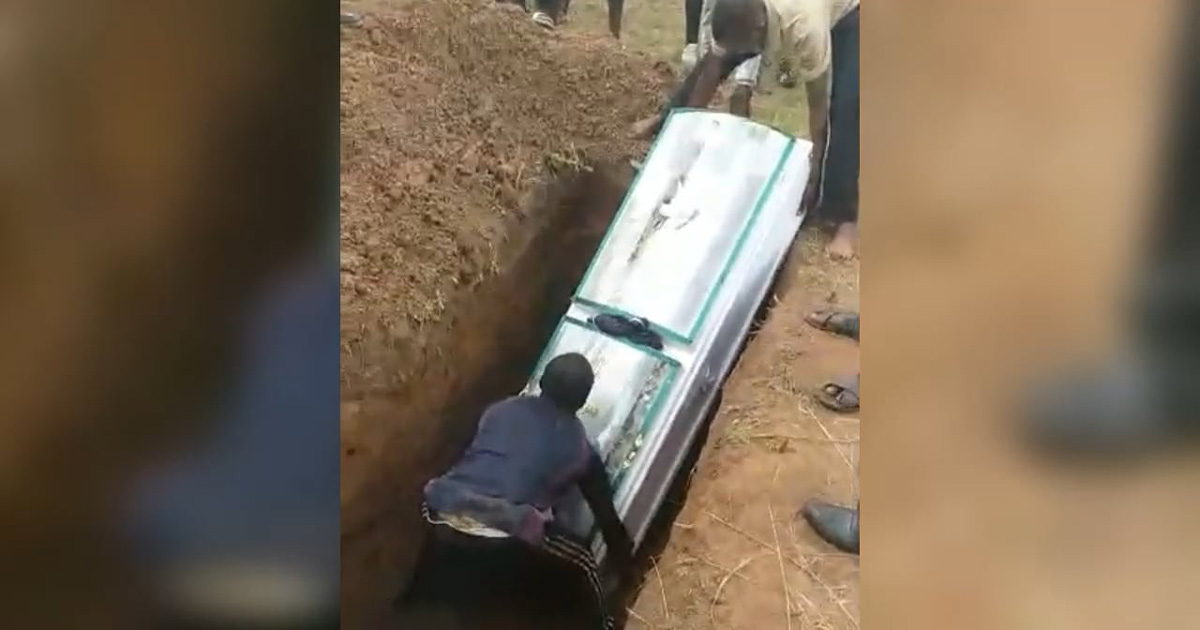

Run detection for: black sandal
[[815, 374, 859, 413], [804, 308, 859, 341]]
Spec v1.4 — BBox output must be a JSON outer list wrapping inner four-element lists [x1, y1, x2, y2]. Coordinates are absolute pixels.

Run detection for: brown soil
[[627, 232, 861, 630], [339, 0, 669, 625]]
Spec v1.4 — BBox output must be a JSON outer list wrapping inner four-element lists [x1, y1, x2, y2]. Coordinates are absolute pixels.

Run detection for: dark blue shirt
[[423, 395, 595, 544]]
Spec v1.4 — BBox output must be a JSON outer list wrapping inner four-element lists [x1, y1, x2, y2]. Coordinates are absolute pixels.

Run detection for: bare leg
[[821, 9, 859, 259]]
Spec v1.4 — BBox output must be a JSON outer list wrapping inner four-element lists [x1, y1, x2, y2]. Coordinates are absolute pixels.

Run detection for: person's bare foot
[[827, 222, 858, 260]]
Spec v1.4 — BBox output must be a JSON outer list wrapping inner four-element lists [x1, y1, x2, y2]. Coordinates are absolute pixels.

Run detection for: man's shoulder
[[485, 394, 560, 421]]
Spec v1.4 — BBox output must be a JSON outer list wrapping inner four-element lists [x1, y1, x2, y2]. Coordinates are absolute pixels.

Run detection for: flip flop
[[804, 308, 859, 341], [815, 374, 859, 413]]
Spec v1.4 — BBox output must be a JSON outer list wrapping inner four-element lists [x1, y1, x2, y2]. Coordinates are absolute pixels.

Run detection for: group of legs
[[798, 307, 860, 554], [494, 0, 624, 38], [1024, 2, 1200, 460]]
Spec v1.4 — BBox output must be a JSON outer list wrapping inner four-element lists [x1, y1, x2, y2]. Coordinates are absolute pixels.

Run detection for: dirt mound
[[340, 0, 666, 394], [340, 0, 669, 624]]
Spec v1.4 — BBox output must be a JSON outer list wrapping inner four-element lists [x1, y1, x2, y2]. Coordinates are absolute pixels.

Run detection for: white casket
[[522, 110, 813, 559]]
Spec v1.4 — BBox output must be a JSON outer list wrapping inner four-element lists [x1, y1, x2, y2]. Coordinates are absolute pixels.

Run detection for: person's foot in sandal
[[1023, 356, 1200, 461], [816, 374, 859, 413], [804, 308, 859, 341], [799, 501, 859, 554]]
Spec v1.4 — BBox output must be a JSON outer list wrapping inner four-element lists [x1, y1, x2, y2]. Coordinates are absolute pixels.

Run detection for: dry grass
[[607, 224, 858, 629]]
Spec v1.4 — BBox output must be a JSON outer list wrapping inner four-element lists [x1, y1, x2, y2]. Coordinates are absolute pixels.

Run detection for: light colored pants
[[698, 0, 761, 87]]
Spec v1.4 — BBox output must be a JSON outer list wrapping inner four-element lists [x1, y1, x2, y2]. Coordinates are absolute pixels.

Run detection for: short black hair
[[711, 0, 768, 55], [539, 353, 595, 412]]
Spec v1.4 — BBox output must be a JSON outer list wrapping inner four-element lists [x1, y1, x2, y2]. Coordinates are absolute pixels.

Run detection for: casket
[[523, 110, 813, 559]]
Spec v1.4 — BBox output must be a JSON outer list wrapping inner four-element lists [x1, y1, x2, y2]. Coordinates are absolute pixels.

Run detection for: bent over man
[[396, 353, 634, 630], [636, 0, 860, 259]]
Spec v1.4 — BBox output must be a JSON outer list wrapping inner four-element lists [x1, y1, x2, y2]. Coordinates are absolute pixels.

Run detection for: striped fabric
[[421, 503, 614, 630]]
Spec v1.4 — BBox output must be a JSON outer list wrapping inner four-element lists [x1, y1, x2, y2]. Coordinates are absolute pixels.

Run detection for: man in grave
[[399, 353, 634, 630]]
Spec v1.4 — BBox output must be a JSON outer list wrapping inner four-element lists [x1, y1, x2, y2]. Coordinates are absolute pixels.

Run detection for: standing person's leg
[[681, 0, 704, 73], [1135, 2, 1200, 393], [819, 7, 861, 259], [685, 0, 703, 45], [697, 0, 715, 54], [1024, 3, 1200, 456], [681, 0, 706, 74]]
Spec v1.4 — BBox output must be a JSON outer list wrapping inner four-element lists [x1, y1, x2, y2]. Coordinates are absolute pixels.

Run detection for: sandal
[[804, 308, 859, 341], [815, 374, 859, 413]]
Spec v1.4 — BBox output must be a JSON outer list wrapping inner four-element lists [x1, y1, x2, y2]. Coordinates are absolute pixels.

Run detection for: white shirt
[[770, 0, 858, 83]]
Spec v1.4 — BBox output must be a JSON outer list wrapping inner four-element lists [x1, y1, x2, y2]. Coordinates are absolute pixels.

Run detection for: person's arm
[[630, 49, 759, 139], [698, 0, 715, 52], [799, 67, 832, 212], [805, 68, 832, 156], [578, 449, 634, 564]]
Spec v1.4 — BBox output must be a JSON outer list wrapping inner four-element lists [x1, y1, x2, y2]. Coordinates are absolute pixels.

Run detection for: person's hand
[[601, 551, 636, 600], [798, 150, 824, 214], [629, 114, 662, 140], [799, 171, 821, 215], [799, 183, 817, 215]]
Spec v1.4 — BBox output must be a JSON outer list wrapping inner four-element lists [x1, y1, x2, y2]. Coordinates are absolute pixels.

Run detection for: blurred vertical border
[[0, 1, 340, 628]]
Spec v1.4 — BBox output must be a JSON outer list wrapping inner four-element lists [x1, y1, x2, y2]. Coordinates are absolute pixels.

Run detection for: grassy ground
[[565, 0, 810, 136]]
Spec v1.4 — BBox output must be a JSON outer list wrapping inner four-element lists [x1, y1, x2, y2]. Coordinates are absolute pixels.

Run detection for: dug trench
[[611, 246, 793, 626], [341, 159, 633, 627], [341, 156, 797, 628]]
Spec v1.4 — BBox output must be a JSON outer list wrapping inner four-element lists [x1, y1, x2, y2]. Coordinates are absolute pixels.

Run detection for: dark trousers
[[685, 0, 703, 45], [534, 0, 565, 19], [1134, 2, 1200, 419], [817, 6, 860, 225], [397, 511, 612, 630]]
